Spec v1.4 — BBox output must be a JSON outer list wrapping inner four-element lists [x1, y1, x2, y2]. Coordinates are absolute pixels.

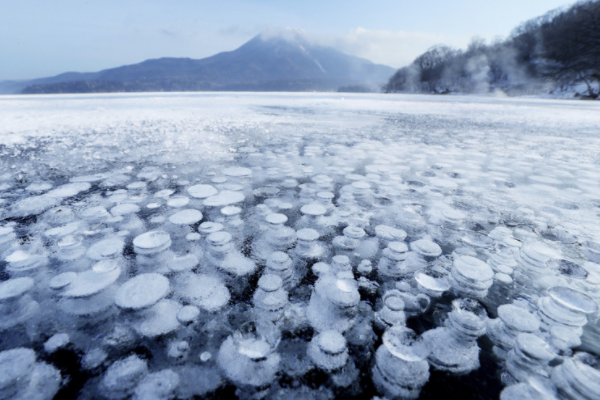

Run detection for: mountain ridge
[[1, 33, 395, 94]]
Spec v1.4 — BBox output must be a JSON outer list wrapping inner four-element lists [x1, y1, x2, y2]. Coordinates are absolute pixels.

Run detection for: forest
[[384, 0, 600, 98]]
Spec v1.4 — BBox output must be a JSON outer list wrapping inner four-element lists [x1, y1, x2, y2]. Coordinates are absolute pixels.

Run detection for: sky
[[0, 0, 581, 80]]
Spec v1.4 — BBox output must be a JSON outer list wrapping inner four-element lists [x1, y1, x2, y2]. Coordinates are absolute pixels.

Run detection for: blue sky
[[0, 0, 579, 80]]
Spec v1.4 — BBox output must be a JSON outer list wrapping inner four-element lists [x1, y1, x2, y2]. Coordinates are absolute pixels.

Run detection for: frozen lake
[[0, 92, 600, 399]]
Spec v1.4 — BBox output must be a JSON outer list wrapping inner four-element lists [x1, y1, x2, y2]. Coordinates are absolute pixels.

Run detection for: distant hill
[[2, 32, 395, 94], [383, 0, 600, 99]]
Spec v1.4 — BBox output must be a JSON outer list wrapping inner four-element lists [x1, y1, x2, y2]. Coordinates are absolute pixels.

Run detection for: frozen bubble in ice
[[146, 203, 161, 210], [375, 225, 407, 242], [582, 241, 600, 264], [297, 228, 320, 241], [25, 182, 52, 192], [343, 226, 366, 239], [308, 330, 348, 371], [167, 196, 190, 208], [101, 355, 148, 400], [80, 206, 111, 222], [410, 239, 442, 258], [495, 273, 513, 284], [383, 326, 430, 361], [168, 254, 199, 273], [0, 277, 34, 302], [498, 304, 540, 333], [547, 259, 588, 279], [238, 337, 272, 359], [137, 299, 182, 338], [177, 305, 200, 324], [223, 167, 252, 177], [187, 184, 218, 199], [133, 231, 171, 255], [82, 348, 108, 370], [515, 333, 555, 362], [522, 243, 557, 264], [11, 195, 59, 217], [87, 238, 125, 261], [553, 353, 600, 399], [44, 222, 80, 240], [198, 222, 224, 235], [453, 256, 494, 282], [461, 231, 494, 248], [168, 209, 203, 225], [186, 232, 201, 241], [44, 333, 70, 353], [60, 267, 120, 298], [203, 190, 245, 207], [137, 167, 162, 181], [317, 191, 334, 200], [175, 274, 230, 312], [221, 205, 241, 217], [352, 181, 371, 190], [46, 182, 91, 199], [301, 203, 327, 216], [415, 270, 451, 297], [154, 189, 174, 198], [266, 213, 288, 225], [207, 231, 232, 246], [115, 273, 170, 310], [111, 203, 140, 216], [49, 272, 77, 290], [548, 286, 598, 315], [200, 352, 212, 362], [133, 369, 179, 400], [258, 274, 283, 292], [0, 348, 36, 395]]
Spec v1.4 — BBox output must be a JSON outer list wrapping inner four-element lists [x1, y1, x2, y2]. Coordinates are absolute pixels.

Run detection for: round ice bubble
[[221, 206, 241, 216], [301, 203, 327, 216], [375, 225, 407, 242], [383, 326, 430, 361], [133, 231, 171, 253], [187, 184, 218, 199], [167, 196, 190, 208], [46, 182, 91, 199], [0, 348, 36, 392], [115, 274, 170, 310], [497, 304, 540, 333], [60, 267, 121, 298], [297, 228, 320, 241], [266, 213, 288, 225], [453, 256, 494, 282], [548, 286, 598, 315], [169, 209, 203, 225], [86, 238, 125, 260], [110, 203, 140, 216], [410, 239, 442, 258], [0, 277, 34, 302]]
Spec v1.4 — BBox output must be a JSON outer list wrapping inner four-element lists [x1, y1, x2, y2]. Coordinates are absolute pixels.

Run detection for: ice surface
[[1, 93, 600, 399]]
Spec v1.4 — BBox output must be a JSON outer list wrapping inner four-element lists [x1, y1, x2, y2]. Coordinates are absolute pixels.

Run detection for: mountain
[[2, 32, 395, 94]]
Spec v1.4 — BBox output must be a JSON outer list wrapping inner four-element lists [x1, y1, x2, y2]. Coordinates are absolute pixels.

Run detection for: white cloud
[[317, 27, 473, 68]]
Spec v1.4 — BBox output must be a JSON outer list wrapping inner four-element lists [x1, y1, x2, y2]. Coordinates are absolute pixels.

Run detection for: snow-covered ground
[[0, 92, 599, 399]]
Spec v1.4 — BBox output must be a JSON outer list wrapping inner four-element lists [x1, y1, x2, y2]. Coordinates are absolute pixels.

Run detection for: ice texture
[[0, 93, 600, 399]]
